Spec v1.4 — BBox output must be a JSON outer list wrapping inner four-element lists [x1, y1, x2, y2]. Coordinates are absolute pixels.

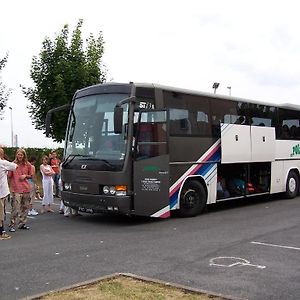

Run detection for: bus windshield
[[65, 93, 129, 164]]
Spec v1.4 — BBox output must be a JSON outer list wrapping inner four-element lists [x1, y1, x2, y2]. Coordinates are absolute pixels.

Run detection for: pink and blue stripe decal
[[151, 140, 221, 218], [169, 141, 221, 209]]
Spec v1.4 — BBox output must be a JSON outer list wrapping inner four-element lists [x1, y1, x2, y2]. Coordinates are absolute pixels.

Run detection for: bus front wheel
[[178, 180, 206, 217], [285, 171, 299, 199]]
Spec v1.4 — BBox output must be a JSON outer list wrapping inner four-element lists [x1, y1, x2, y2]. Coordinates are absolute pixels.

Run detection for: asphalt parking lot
[[1, 195, 299, 300]]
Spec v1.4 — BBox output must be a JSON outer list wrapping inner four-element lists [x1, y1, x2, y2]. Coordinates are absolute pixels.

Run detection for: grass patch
[[37, 275, 225, 300]]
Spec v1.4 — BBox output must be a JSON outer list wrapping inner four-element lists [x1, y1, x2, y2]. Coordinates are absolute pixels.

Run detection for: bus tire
[[285, 170, 299, 199], [178, 180, 206, 217]]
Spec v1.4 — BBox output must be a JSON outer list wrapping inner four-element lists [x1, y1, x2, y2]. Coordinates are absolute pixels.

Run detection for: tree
[[0, 53, 11, 118], [22, 20, 106, 142]]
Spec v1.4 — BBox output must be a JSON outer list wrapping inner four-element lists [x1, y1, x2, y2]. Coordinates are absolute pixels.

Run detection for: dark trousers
[[53, 173, 60, 196]]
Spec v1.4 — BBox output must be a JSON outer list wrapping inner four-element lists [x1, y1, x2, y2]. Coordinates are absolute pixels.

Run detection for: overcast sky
[[1, 0, 300, 148]]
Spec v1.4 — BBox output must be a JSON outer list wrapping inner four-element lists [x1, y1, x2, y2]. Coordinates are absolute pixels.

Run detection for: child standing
[[40, 156, 55, 213], [28, 156, 39, 216]]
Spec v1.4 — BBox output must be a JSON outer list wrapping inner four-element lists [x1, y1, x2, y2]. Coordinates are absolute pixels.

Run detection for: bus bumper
[[61, 191, 132, 214]]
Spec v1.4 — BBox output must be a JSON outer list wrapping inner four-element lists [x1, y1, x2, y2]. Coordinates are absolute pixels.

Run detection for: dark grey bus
[[46, 82, 300, 218]]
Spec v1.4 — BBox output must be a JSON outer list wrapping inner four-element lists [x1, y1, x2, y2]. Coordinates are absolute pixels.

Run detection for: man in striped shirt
[[0, 148, 17, 240]]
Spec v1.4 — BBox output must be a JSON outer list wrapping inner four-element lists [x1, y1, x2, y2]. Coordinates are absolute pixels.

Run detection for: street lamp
[[227, 86, 232, 96], [9, 107, 13, 147], [212, 82, 220, 94]]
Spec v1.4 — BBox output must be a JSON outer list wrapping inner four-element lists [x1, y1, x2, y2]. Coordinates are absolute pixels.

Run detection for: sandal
[[47, 209, 54, 213], [18, 224, 30, 230], [9, 227, 16, 232], [0, 232, 11, 240]]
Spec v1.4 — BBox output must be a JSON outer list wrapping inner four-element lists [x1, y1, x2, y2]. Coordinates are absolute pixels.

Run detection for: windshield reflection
[[65, 93, 129, 164]]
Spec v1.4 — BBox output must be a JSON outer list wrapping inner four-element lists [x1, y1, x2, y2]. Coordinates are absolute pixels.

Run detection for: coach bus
[[46, 82, 300, 218]]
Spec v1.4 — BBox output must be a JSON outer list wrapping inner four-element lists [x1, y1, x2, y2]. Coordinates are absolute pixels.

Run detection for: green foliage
[[0, 53, 11, 116], [22, 19, 107, 142], [4, 147, 63, 170]]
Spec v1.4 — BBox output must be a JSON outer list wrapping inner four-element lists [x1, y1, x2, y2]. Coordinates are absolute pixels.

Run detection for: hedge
[[2, 147, 64, 170]]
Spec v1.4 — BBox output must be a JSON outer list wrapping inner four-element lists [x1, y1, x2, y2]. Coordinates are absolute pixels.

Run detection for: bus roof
[[77, 82, 300, 112], [133, 82, 300, 111]]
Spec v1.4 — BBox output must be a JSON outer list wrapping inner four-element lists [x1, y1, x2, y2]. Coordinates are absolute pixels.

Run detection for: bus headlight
[[103, 186, 110, 194], [64, 183, 72, 190], [103, 185, 127, 196], [109, 186, 116, 195]]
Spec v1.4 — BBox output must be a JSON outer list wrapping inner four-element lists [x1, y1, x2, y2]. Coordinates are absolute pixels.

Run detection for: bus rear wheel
[[178, 180, 206, 217], [285, 170, 299, 199]]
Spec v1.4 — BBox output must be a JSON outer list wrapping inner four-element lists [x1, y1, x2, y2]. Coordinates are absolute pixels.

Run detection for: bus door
[[133, 110, 170, 217]]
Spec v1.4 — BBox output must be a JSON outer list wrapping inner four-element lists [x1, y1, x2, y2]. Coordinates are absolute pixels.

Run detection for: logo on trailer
[[290, 144, 300, 157], [81, 164, 87, 169]]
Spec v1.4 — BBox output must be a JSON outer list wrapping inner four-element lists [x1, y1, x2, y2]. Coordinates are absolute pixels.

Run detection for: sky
[[1, 0, 300, 148]]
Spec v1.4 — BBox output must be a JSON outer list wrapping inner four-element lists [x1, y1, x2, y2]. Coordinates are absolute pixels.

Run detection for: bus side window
[[290, 125, 298, 138], [235, 116, 246, 124], [138, 123, 154, 158], [281, 124, 290, 139], [212, 115, 221, 137]]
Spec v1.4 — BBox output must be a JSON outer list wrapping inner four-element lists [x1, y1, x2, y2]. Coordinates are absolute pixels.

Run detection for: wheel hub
[[289, 178, 296, 193], [182, 189, 198, 208]]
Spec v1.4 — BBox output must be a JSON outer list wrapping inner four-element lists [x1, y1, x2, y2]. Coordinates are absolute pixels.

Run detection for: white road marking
[[209, 256, 266, 269], [251, 241, 300, 251]]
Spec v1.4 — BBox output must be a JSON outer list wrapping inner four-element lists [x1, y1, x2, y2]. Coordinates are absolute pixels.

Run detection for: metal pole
[[9, 107, 13, 147], [227, 87, 231, 96], [212, 83, 219, 94]]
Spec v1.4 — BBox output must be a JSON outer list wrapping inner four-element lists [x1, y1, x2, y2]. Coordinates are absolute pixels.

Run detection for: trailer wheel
[[178, 180, 206, 217], [285, 171, 299, 199]]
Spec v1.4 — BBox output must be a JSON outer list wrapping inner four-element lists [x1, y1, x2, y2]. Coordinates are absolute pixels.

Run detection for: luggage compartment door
[[221, 123, 251, 163]]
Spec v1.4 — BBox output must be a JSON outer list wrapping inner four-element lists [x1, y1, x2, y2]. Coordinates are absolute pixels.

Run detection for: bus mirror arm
[[45, 104, 70, 137], [114, 96, 136, 134]]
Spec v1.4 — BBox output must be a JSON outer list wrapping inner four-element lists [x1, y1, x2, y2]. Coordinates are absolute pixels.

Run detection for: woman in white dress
[[40, 156, 55, 213]]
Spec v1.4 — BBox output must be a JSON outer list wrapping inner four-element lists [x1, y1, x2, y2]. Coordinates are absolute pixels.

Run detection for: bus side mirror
[[114, 106, 123, 134], [45, 111, 52, 137], [45, 103, 70, 137]]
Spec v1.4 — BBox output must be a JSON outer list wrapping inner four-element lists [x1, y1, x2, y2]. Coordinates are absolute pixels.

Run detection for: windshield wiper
[[62, 154, 92, 168], [85, 158, 116, 170]]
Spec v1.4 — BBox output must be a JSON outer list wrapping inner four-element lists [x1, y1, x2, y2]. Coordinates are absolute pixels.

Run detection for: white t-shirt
[[0, 160, 17, 198]]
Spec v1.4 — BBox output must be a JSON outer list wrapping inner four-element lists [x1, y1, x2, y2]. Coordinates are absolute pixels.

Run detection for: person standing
[[27, 156, 39, 216], [0, 148, 17, 240], [40, 156, 55, 213], [8, 148, 32, 232], [49, 150, 61, 197]]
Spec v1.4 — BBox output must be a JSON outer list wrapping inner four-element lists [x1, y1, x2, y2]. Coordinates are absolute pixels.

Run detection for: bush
[[3, 147, 63, 170], [3, 147, 64, 195]]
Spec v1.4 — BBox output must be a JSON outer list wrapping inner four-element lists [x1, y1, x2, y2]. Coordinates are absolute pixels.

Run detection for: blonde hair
[[14, 148, 28, 165], [41, 155, 49, 163]]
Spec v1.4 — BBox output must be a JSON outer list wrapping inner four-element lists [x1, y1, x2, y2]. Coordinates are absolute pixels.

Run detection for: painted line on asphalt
[[209, 256, 266, 269], [251, 241, 300, 251]]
